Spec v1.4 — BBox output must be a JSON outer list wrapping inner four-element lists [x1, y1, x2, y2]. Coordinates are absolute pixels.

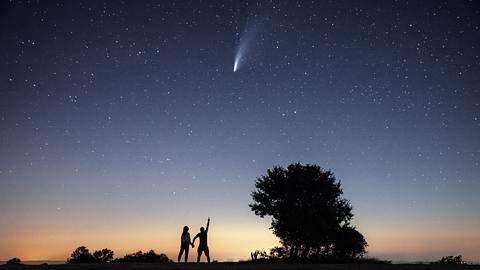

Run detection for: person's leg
[[185, 246, 189, 262], [178, 246, 184, 263], [197, 248, 203, 262], [204, 247, 210, 263]]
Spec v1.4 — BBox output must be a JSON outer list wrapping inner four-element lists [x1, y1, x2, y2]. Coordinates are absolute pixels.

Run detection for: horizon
[[1, 0, 479, 264]]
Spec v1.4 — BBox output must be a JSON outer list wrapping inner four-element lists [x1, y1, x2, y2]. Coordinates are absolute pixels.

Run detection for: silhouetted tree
[[432, 255, 466, 265], [92, 249, 114, 263], [67, 246, 94, 264], [6, 258, 21, 265], [250, 163, 367, 261]]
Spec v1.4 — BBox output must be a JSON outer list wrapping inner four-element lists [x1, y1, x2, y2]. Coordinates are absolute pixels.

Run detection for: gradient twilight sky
[[1, 0, 480, 263]]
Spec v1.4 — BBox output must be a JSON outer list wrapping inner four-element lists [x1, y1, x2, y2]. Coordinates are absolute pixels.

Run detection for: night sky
[[1, 0, 480, 263]]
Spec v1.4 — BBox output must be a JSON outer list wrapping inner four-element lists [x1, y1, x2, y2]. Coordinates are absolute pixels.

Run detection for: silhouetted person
[[192, 217, 210, 263], [178, 226, 194, 263]]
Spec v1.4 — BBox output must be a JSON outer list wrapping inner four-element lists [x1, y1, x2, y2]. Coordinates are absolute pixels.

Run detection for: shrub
[[432, 255, 466, 265], [113, 250, 172, 263], [6, 258, 21, 265], [68, 246, 114, 264]]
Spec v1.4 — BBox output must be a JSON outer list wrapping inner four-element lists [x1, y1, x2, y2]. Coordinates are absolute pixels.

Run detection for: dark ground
[[1, 263, 480, 270]]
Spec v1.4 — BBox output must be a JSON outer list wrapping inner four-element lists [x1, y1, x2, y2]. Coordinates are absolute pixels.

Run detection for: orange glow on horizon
[[3, 224, 480, 262], [1, 215, 479, 262]]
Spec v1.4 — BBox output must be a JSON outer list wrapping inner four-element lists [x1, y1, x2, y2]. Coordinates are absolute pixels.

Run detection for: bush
[[249, 247, 391, 264], [6, 258, 21, 265], [432, 255, 466, 265], [250, 250, 269, 262], [113, 250, 172, 263], [67, 246, 114, 264], [66, 246, 172, 264]]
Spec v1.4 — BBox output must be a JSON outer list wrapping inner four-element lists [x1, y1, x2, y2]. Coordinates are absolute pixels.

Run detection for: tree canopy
[[250, 163, 367, 260], [68, 246, 96, 264], [92, 248, 114, 263]]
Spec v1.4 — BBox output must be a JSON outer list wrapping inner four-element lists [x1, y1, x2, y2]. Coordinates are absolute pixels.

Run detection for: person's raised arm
[[206, 217, 210, 232]]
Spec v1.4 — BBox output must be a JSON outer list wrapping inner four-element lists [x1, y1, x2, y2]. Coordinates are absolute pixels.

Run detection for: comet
[[233, 46, 244, 72], [233, 27, 256, 72], [233, 54, 240, 72]]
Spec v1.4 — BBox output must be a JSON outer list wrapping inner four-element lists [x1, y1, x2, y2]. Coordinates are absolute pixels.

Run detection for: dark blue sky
[[1, 0, 479, 262]]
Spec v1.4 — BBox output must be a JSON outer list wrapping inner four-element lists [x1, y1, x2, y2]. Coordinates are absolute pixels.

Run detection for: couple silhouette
[[177, 217, 211, 263]]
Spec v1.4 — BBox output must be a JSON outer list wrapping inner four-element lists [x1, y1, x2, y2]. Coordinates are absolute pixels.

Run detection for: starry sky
[[1, 0, 480, 263]]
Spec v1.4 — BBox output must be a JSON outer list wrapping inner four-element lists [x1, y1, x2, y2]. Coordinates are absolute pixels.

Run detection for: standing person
[[178, 226, 193, 263], [192, 217, 210, 263]]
